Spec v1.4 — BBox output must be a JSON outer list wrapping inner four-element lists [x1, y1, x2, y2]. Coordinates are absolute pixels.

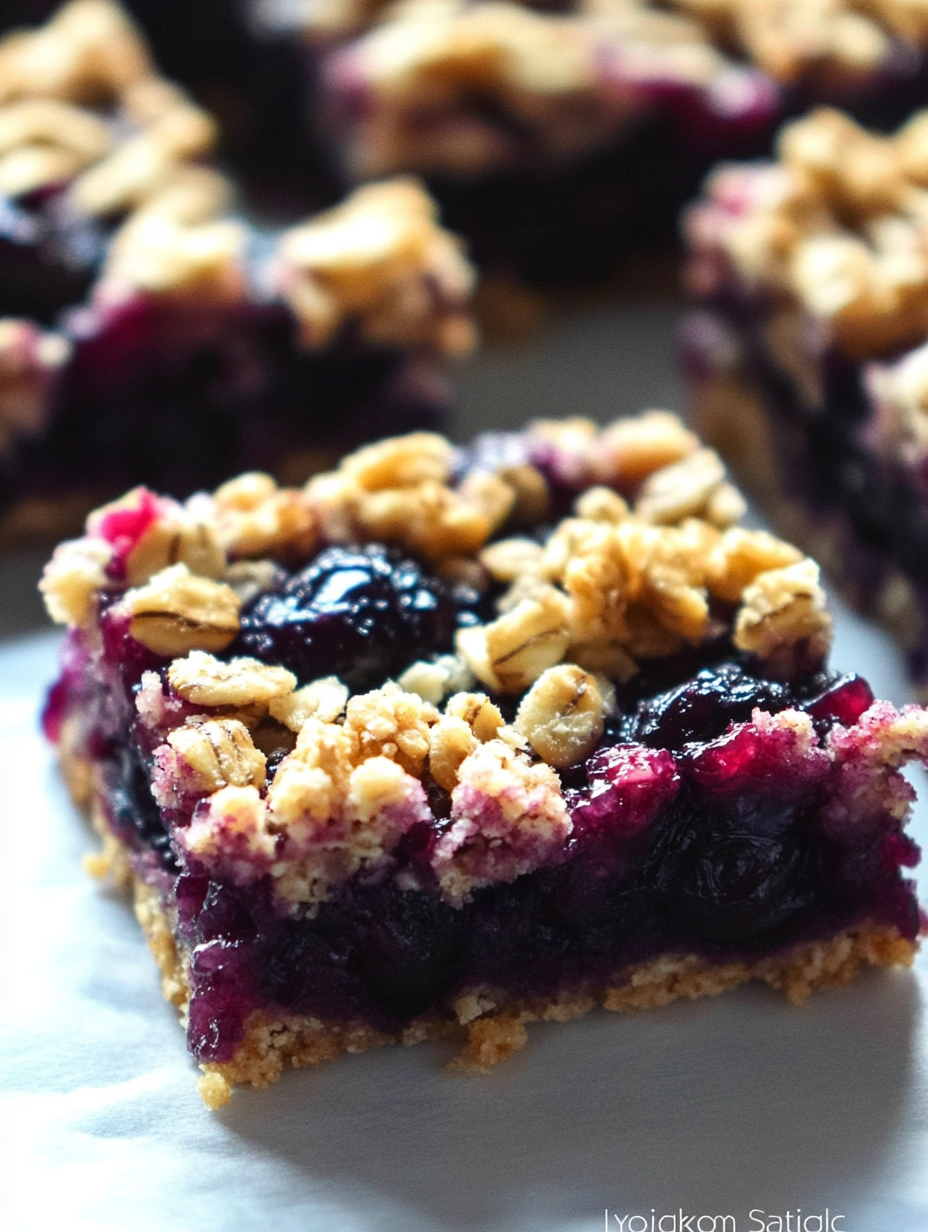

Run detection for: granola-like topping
[[43, 413, 833, 693], [733, 558, 833, 676], [0, 1, 153, 104], [396, 653, 475, 704], [40, 534, 114, 625], [120, 564, 241, 658], [432, 738, 571, 906], [211, 473, 319, 562], [87, 489, 227, 586], [328, 0, 739, 178], [513, 663, 604, 769], [160, 718, 267, 798], [0, 1, 221, 215], [686, 107, 928, 358], [270, 676, 350, 730], [274, 179, 476, 356], [167, 651, 297, 709], [102, 211, 247, 300], [673, 0, 903, 83], [0, 319, 70, 452]]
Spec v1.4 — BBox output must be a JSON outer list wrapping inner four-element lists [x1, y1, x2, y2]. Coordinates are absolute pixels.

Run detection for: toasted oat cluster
[[673, 0, 928, 85], [43, 413, 927, 1106], [0, 0, 225, 223], [687, 107, 928, 359]]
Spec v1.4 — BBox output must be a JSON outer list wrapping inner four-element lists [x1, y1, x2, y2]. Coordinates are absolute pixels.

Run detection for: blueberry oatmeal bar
[[0, 176, 475, 544], [684, 106, 928, 696], [42, 412, 925, 1107], [0, 0, 224, 323], [318, 0, 780, 288]]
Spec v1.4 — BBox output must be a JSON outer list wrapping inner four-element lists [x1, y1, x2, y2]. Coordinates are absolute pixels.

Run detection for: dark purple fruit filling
[[0, 189, 104, 322], [234, 543, 478, 691], [648, 784, 816, 945]]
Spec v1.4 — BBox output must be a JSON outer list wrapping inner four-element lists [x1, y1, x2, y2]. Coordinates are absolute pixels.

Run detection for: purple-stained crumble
[[42, 413, 927, 1106]]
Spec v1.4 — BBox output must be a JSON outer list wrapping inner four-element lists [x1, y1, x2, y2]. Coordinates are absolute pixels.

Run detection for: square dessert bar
[[0, 176, 475, 544], [684, 106, 928, 697], [0, 0, 224, 323], [314, 0, 781, 289], [261, 0, 928, 292], [0, 2, 475, 544], [43, 413, 925, 1107]]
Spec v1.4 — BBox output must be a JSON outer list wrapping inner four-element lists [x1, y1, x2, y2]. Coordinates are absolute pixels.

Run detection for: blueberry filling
[[234, 544, 477, 691], [67, 618, 916, 1062]]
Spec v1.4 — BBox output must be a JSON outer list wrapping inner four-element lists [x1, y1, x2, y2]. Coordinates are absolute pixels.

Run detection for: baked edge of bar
[[86, 805, 917, 1111], [689, 368, 928, 699]]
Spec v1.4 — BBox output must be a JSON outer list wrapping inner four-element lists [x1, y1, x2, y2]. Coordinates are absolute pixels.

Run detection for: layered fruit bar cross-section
[[42, 413, 926, 1107], [684, 106, 928, 697]]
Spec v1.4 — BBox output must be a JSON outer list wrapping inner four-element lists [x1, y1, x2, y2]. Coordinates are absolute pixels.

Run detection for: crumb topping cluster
[[0, 0, 222, 214], [686, 107, 928, 358], [65, 173, 476, 354], [42, 414, 835, 907], [673, 0, 926, 83], [327, 0, 757, 177]]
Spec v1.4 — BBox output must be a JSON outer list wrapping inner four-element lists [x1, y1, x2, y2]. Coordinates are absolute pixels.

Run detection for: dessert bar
[[0, 1, 475, 544], [273, 0, 928, 290], [684, 106, 928, 696], [42, 413, 926, 1107], [319, 0, 781, 288]]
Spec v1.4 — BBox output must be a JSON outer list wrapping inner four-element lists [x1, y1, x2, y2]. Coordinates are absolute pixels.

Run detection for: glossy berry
[[630, 663, 790, 750], [652, 788, 815, 943], [235, 544, 463, 691]]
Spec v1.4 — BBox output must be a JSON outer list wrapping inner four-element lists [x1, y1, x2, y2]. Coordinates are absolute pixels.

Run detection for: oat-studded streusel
[[42, 411, 835, 906], [274, 179, 476, 355], [0, 1, 222, 215], [672, 0, 919, 83], [686, 107, 928, 359]]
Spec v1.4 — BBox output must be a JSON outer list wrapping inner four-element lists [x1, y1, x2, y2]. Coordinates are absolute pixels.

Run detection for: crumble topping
[[433, 738, 571, 906], [120, 564, 241, 658], [0, 1, 222, 215], [161, 719, 267, 798], [686, 107, 928, 358], [275, 178, 476, 357], [327, 0, 750, 178], [513, 663, 605, 769], [733, 558, 832, 674], [673, 0, 904, 83], [167, 651, 297, 710]]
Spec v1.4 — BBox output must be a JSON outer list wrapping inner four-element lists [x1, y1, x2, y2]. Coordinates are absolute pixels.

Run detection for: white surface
[[2, 305, 927, 1232]]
